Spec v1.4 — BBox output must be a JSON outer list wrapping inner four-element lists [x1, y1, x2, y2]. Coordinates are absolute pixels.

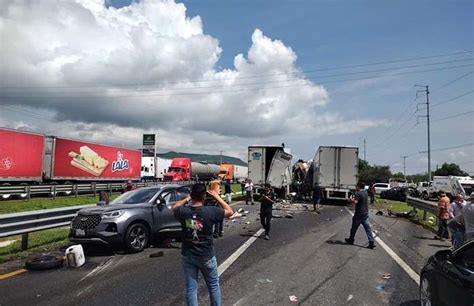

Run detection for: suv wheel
[[125, 223, 149, 253], [420, 274, 435, 306]]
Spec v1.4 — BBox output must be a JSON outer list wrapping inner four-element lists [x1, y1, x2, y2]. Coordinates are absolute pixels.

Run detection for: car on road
[[420, 240, 474, 306], [380, 187, 408, 201], [69, 184, 191, 252], [373, 183, 391, 195]]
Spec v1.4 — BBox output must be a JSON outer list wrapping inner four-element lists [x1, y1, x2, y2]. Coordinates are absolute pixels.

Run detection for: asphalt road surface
[[0, 201, 450, 305]]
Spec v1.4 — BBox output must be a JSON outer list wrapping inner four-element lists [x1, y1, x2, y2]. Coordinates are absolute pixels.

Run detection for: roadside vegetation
[[373, 197, 437, 232]]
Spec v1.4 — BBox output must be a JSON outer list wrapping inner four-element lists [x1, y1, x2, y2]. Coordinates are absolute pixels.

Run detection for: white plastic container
[[65, 244, 85, 268]]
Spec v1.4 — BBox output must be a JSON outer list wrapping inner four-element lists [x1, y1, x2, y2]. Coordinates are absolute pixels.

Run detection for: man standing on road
[[245, 179, 254, 205], [173, 183, 234, 306], [260, 183, 275, 240], [224, 179, 232, 204], [345, 182, 376, 249], [461, 193, 474, 242], [368, 183, 376, 204], [435, 191, 451, 241], [448, 194, 466, 249], [312, 182, 322, 213]]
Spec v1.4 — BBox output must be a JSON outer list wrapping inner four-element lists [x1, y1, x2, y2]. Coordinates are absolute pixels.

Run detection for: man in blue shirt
[[345, 182, 375, 249], [173, 183, 234, 306]]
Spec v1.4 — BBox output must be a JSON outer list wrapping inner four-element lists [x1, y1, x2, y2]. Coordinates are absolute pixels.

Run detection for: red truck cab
[[163, 158, 191, 181]]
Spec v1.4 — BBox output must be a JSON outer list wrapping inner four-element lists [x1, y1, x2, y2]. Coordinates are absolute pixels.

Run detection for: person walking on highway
[[173, 183, 233, 306], [448, 194, 466, 249], [345, 182, 376, 249], [312, 182, 322, 213], [245, 179, 254, 205], [207, 180, 225, 238], [368, 183, 376, 204], [224, 179, 232, 204], [461, 193, 474, 242], [260, 183, 275, 240], [435, 191, 451, 241]]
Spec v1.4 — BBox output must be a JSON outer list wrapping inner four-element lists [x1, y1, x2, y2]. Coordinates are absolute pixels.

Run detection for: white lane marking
[[79, 257, 114, 282], [344, 207, 420, 286], [76, 284, 93, 297], [218, 228, 265, 276]]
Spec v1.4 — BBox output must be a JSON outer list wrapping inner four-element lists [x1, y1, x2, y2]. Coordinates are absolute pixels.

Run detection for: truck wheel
[[18, 183, 29, 199], [125, 223, 149, 253], [422, 192, 429, 200], [1, 183, 12, 200]]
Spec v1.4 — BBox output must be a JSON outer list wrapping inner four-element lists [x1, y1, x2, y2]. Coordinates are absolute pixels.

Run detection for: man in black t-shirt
[[260, 183, 275, 240], [173, 183, 233, 306], [345, 182, 375, 249]]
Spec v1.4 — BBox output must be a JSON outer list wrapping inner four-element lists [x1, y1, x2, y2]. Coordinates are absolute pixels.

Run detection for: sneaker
[[213, 233, 218, 239], [219, 232, 223, 237], [264, 235, 270, 240], [344, 238, 354, 245], [367, 242, 376, 249]]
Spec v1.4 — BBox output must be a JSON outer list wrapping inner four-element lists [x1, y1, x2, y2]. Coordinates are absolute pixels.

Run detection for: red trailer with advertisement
[[43, 137, 141, 181], [0, 128, 45, 182]]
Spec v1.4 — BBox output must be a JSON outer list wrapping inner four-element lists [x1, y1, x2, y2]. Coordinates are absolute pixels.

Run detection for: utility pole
[[220, 150, 223, 165], [415, 85, 431, 181], [364, 138, 366, 161], [401, 155, 408, 180]]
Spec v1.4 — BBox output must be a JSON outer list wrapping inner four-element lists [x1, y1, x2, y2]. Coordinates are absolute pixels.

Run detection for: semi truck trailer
[[141, 157, 173, 181], [162, 158, 220, 181]]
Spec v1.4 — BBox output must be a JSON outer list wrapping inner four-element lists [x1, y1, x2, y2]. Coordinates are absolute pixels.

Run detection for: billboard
[[52, 138, 141, 179], [0, 128, 44, 179], [142, 134, 156, 157]]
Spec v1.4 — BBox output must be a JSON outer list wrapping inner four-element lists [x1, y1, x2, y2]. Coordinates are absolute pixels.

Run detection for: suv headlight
[[102, 210, 125, 219]]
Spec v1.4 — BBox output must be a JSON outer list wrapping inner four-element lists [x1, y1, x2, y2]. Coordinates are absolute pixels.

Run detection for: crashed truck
[[296, 146, 359, 201], [247, 145, 293, 199]]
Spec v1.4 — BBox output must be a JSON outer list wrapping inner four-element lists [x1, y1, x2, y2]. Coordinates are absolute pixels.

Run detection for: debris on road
[[303, 204, 309, 210], [230, 212, 243, 219], [289, 295, 298, 302], [376, 211, 383, 216], [245, 221, 251, 224], [388, 210, 416, 218], [150, 251, 164, 258], [382, 273, 391, 280], [347, 294, 353, 301], [272, 214, 283, 218], [25, 253, 64, 271], [375, 285, 385, 291], [285, 213, 294, 219], [326, 218, 332, 221], [237, 208, 244, 213], [256, 278, 273, 284]]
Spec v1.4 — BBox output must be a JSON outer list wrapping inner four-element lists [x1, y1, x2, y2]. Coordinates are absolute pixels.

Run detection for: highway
[[0, 201, 450, 305]]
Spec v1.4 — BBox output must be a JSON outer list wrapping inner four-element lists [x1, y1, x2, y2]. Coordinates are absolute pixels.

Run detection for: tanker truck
[[162, 158, 220, 182]]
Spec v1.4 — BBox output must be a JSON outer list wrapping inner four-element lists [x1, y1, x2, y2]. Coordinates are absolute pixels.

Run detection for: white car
[[373, 183, 390, 195]]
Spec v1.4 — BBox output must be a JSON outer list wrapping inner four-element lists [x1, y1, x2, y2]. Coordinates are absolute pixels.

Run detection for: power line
[[2, 63, 473, 100], [2, 58, 472, 96], [1, 49, 472, 90], [431, 110, 474, 122], [431, 90, 474, 107], [420, 142, 474, 153]]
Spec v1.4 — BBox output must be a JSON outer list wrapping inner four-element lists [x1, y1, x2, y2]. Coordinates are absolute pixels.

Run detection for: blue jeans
[[349, 213, 374, 243], [448, 220, 464, 249], [182, 255, 221, 306]]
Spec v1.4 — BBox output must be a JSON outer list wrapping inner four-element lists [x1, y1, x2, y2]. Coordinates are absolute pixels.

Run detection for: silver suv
[[69, 184, 190, 252]]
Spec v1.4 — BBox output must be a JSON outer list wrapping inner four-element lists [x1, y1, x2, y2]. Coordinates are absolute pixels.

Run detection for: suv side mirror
[[435, 249, 452, 262]]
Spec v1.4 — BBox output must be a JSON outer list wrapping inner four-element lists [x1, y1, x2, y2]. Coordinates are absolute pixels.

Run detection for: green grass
[[373, 197, 437, 232], [0, 194, 119, 214], [0, 228, 70, 264]]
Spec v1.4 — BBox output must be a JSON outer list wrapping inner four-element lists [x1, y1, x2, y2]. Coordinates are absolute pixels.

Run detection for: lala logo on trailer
[[112, 151, 129, 172]]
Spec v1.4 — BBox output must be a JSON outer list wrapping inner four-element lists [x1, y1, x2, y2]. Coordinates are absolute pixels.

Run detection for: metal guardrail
[[0, 204, 93, 250], [0, 181, 193, 200], [406, 196, 438, 221]]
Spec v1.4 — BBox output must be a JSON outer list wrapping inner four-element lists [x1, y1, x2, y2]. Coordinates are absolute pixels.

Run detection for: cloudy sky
[[0, 0, 473, 175]]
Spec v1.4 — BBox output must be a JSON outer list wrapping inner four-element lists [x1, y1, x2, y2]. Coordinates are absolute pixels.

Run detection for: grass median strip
[[0, 228, 70, 264]]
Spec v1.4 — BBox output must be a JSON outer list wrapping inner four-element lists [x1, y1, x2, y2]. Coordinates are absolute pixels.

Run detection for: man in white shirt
[[462, 193, 474, 242], [245, 179, 254, 205]]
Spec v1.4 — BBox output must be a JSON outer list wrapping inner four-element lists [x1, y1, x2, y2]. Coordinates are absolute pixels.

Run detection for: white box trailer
[[248, 145, 293, 194], [141, 157, 173, 181], [234, 165, 248, 181], [312, 146, 358, 200]]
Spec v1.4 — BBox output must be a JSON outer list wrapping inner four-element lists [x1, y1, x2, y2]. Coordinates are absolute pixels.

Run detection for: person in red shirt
[[435, 191, 451, 240]]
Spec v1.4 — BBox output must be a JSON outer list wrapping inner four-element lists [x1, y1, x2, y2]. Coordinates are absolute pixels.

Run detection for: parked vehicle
[[162, 158, 220, 182], [0, 127, 142, 199], [419, 176, 465, 200], [248, 145, 293, 195], [310, 146, 358, 201], [380, 187, 408, 201], [374, 183, 391, 195], [141, 157, 173, 181], [456, 176, 474, 196], [419, 240, 473, 306], [219, 163, 248, 182], [389, 177, 408, 188], [69, 184, 191, 252]]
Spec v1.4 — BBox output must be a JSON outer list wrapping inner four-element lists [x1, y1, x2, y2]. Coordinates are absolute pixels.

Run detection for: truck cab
[[163, 158, 191, 182]]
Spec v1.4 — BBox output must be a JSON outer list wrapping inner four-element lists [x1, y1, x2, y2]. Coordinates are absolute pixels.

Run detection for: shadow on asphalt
[[399, 300, 420, 306], [413, 235, 437, 241], [427, 244, 450, 248], [325, 239, 367, 249]]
